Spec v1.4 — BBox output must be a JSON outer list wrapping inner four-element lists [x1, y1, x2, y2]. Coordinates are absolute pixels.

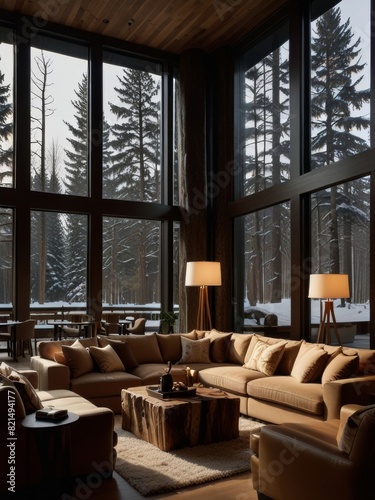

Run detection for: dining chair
[[0, 317, 12, 357], [15, 319, 37, 357], [101, 313, 121, 335], [126, 317, 147, 335]]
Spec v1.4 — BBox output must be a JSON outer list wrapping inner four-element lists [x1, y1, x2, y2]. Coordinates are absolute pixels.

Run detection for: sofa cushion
[[69, 371, 142, 400], [89, 345, 125, 373], [204, 330, 232, 363], [243, 336, 287, 376], [1, 371, 43, 414], [247, 376, 324, 415], [321, 351, 359, 385], [198, 365, 266, 396], [156, 332, 196, 363], [227, 333, 253, 364], [178, 337, 211, 364], [291, 342, 329, 383], [125, 333, 163, 364], [61, 340, 94, 378], [98, 336, 139, 370], [39, 338, 98, 361]]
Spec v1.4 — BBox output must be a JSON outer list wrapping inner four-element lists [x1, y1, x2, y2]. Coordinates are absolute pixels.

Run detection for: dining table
[[0, 321, 21, 362], [47, 320, 95, 340]]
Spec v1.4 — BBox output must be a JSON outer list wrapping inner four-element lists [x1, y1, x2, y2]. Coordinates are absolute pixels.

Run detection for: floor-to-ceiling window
[[233, 0, 374, 347], [0, 15, 179, 320]]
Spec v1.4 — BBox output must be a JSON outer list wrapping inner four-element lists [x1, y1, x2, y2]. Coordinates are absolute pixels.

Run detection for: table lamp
[[308, 273, 350, 345], [185, 261, 222, 331]]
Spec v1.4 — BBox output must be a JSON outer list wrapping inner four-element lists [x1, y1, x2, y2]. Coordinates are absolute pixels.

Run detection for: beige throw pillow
[[61, 339, 94, 378], [243, 337, 287, 376], [178, 337, 211, 364], [291, 342, 329, 383], [89, 344, 125, 373], [321, 351, 359, 384], [4, 371, 43, 414]]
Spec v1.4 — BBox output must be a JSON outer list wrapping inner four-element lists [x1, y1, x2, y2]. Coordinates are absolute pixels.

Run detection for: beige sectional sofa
[[30, 330, 375, 424]]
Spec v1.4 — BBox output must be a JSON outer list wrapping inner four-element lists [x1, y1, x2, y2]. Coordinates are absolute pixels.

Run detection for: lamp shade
[[185, 261, 222, 287], [308, 274, 350, 299]]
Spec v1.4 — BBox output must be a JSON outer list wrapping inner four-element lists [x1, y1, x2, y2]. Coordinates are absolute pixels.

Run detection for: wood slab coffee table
[[121, 386, 240, 451]]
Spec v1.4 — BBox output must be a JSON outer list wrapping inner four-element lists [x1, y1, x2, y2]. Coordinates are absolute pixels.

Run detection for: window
[[0, 207, 13, 305], [102, 217, 160, 306], [237, 24, 290, 197], [310, 0, 370, 168], [30, 211, 88, 306], [236, 203, 291, 330], [0, 27, 14, 188], [103, 52, 162, 202], [31, 36, 89, 195], [310, 178, 370, 325]]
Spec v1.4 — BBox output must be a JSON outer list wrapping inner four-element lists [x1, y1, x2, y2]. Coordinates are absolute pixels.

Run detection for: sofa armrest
[[323, 375, 375, 420], [254, 425, 356, 500], [17, 369, 39, 388], [30, 356, 70, 390]]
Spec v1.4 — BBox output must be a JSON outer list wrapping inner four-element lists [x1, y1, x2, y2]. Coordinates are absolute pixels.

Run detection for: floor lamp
[[308, 274, 350, 345], [185, 261, 222, 331]]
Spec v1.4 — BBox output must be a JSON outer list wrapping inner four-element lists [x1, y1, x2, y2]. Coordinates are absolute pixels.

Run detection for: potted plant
[[159, 311, 179, 334]]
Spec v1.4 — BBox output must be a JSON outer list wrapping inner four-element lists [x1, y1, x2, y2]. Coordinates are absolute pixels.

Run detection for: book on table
[[35, 407, 68, 421]]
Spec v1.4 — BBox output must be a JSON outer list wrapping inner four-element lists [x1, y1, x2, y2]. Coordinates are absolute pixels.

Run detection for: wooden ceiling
[[0, 0, 287, 54]]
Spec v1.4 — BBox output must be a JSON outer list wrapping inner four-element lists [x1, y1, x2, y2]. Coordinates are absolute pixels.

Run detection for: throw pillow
[[61, 339, 94, 378], [54, 351, 67, 365], [227, 333, 253, 364], [243, 337, 287, 376], [0, 361, 13, 377], [204, 330, 232, 363], [5, 370, 43, 414], [98, 336, 139, 370], [89, 344, 125, 373], [321, 351, 359, 385], [178, 337, 211, 364], [290, 342, 329, 383]]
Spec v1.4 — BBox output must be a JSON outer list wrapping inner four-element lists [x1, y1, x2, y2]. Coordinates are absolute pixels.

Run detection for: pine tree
[[0, 57, 12, 187], [64, 73, 88, 196], [311, 7, 370, 276]]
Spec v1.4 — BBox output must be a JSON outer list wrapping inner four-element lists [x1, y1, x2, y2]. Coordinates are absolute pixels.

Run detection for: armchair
[[126, 317, 146, 335], [251, 404, 375, 500]]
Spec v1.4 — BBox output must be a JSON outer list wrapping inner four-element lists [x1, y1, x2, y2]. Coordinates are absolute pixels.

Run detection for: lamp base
[[317, 300, 342, 345], [196, 285, 212, 331]]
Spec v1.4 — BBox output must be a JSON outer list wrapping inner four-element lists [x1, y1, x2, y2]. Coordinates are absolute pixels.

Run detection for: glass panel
[[31, 211, 88, 306], [0, 27, 14, 188], [103, 52, 162, 202], [239, 202, 291, 329], [31, 37, 89, 195], [310, 178, 370, 337], [311, 0, 370, 168], [0, 208, 13, 305], [173, 222, 180, 329], [238, 30, 290, 197], [102, 217, 160, 307]]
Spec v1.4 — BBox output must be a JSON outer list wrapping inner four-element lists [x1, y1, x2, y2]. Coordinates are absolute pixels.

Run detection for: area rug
[[114, 415, 264, 496]]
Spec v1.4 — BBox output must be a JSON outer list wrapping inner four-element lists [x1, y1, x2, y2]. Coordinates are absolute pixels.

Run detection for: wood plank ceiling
[[0, 0, 287, 54]]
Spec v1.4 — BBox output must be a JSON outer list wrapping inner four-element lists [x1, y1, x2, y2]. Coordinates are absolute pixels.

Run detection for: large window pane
[[31, 211, 87, 306], [311, 0, 370, 169], [237, 26, 290, 197], [310, 178, 370, 332], [0, 208, 13, 305], [0, 27, 14, 188], [102, 217, 160, 307], [31, 37, 88, 195], [103, 52, 162, 202], [235, 202, 291, 330]]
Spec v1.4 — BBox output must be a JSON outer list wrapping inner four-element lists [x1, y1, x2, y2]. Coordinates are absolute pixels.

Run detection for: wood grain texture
[[121, 386, 239, 451], [0, 0, 287, 54]]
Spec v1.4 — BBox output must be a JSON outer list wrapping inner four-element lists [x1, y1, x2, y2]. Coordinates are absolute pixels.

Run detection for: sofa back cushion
[[321, 351, 359, 384], [290, 342, 329, 383], [204, 330, 232, 363], [156, 332, 196, 363], [125, 333, 163, 364], [353, 348, 375, 376], [227, 333, 253, 364]]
